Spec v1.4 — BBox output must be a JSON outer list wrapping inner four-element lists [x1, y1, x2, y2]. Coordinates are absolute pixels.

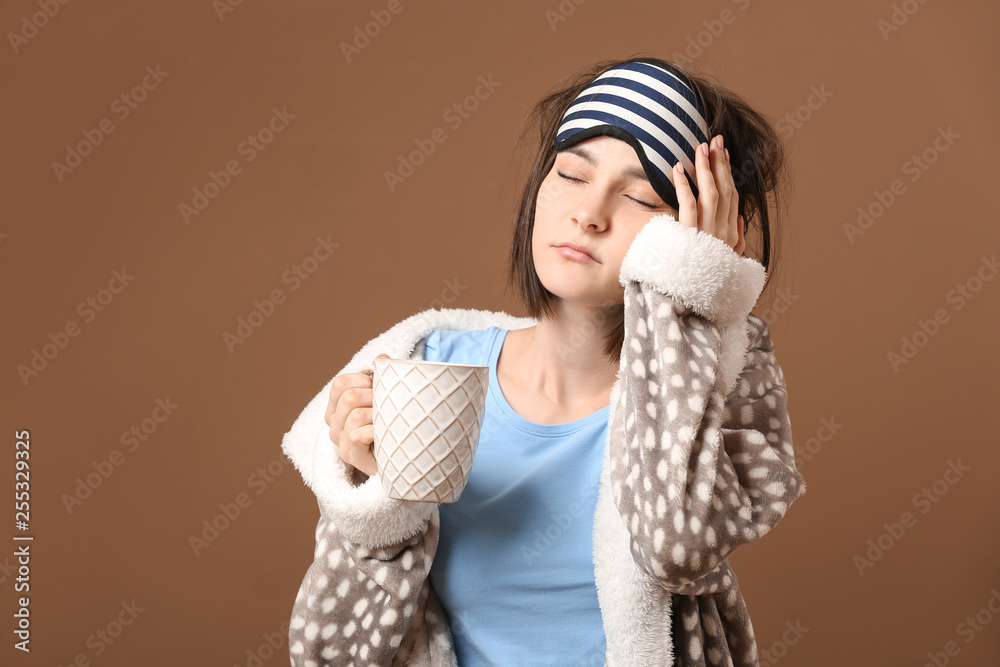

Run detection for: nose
[[571, 186, 611, 232]]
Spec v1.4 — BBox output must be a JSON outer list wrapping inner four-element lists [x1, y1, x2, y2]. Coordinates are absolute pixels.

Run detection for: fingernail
[[725, 147, 730, 162], [700, 142, 709, 157], [676, 162, 684, 175], [717, 135, 724, 149]]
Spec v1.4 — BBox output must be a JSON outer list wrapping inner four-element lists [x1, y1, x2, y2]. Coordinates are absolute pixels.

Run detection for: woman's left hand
[[670, 134, 745, 257]]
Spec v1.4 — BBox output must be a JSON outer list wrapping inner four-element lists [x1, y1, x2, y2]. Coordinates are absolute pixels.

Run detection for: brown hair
[[503, 54, 790, 364]]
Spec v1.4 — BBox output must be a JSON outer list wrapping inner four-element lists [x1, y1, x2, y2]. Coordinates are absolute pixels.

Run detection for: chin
[[539, 277, 621, 309]]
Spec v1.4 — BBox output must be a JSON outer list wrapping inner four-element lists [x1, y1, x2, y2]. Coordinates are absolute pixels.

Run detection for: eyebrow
[[561, 145, 652, 184]]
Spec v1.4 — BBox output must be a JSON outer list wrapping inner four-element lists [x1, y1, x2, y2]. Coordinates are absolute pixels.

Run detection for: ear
[[735, 214, 746, 257]]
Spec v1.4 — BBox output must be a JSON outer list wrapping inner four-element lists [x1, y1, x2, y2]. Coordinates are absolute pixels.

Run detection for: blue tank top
[[423, 326, 609, 666]]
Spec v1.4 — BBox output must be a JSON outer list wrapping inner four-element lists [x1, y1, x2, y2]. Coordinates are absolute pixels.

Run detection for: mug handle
[[359, 353, 391, 379]]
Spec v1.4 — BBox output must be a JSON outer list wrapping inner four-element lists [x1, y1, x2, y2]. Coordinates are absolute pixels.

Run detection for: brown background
[[2, 0, 999, 665]]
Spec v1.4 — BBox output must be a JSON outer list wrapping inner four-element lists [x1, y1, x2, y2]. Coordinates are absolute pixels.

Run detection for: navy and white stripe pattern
[[554, 59, 710, 210]]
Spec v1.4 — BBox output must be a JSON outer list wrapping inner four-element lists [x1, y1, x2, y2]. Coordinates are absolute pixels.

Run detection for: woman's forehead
[[558, 140, 651, 184]]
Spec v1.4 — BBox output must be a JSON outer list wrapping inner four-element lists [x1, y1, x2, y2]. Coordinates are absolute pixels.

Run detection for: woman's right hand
[[325, 353, 389, 478]]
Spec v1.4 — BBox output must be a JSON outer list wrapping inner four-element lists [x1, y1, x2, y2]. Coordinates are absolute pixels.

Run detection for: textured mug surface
[[371, 358, 489, 503]]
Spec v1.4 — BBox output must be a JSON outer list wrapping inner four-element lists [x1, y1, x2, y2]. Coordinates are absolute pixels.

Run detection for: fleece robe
[[281, 212, 807, 666]]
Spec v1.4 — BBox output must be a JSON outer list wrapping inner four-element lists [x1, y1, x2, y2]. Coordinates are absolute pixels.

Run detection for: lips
[[555, 241, 599, 263]]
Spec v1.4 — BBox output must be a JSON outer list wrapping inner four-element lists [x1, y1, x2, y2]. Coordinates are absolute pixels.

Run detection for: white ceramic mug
[[359, 356, 489, 503]]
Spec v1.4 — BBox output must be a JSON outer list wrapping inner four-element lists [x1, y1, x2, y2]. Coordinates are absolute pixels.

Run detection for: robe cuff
[[619, 213, 766, 327], [281, 385, 435, 549]]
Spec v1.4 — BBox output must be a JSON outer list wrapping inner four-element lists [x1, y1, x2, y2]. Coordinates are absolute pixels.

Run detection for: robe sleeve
[[282, 366, 453, 665], [610, 213, 807, 593]]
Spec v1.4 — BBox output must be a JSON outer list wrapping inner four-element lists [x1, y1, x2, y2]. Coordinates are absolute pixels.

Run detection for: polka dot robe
[[283, 214, 807, 666], [609, 287, 806, 666]]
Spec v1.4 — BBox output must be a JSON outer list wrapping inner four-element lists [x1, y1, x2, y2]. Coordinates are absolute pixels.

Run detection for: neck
[[518, 301, 622, 405]]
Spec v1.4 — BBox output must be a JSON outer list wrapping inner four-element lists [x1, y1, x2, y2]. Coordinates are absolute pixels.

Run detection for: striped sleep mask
[[554, 58, 710, 211]]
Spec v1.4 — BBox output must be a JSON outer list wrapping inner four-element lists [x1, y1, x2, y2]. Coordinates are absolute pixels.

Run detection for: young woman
[[282, 55, 806, 666]]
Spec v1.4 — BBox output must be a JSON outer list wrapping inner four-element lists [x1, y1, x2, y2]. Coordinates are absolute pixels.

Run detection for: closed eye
[[557, 171, 658, 209], [627, 196, 658, 209]]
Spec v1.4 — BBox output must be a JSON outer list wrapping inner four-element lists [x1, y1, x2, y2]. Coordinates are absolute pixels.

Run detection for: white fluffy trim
[[619, 213, 767, 327], [280, 306, 535, 548], [594, 378, 674, 665], [719, 321, 751, 398]]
